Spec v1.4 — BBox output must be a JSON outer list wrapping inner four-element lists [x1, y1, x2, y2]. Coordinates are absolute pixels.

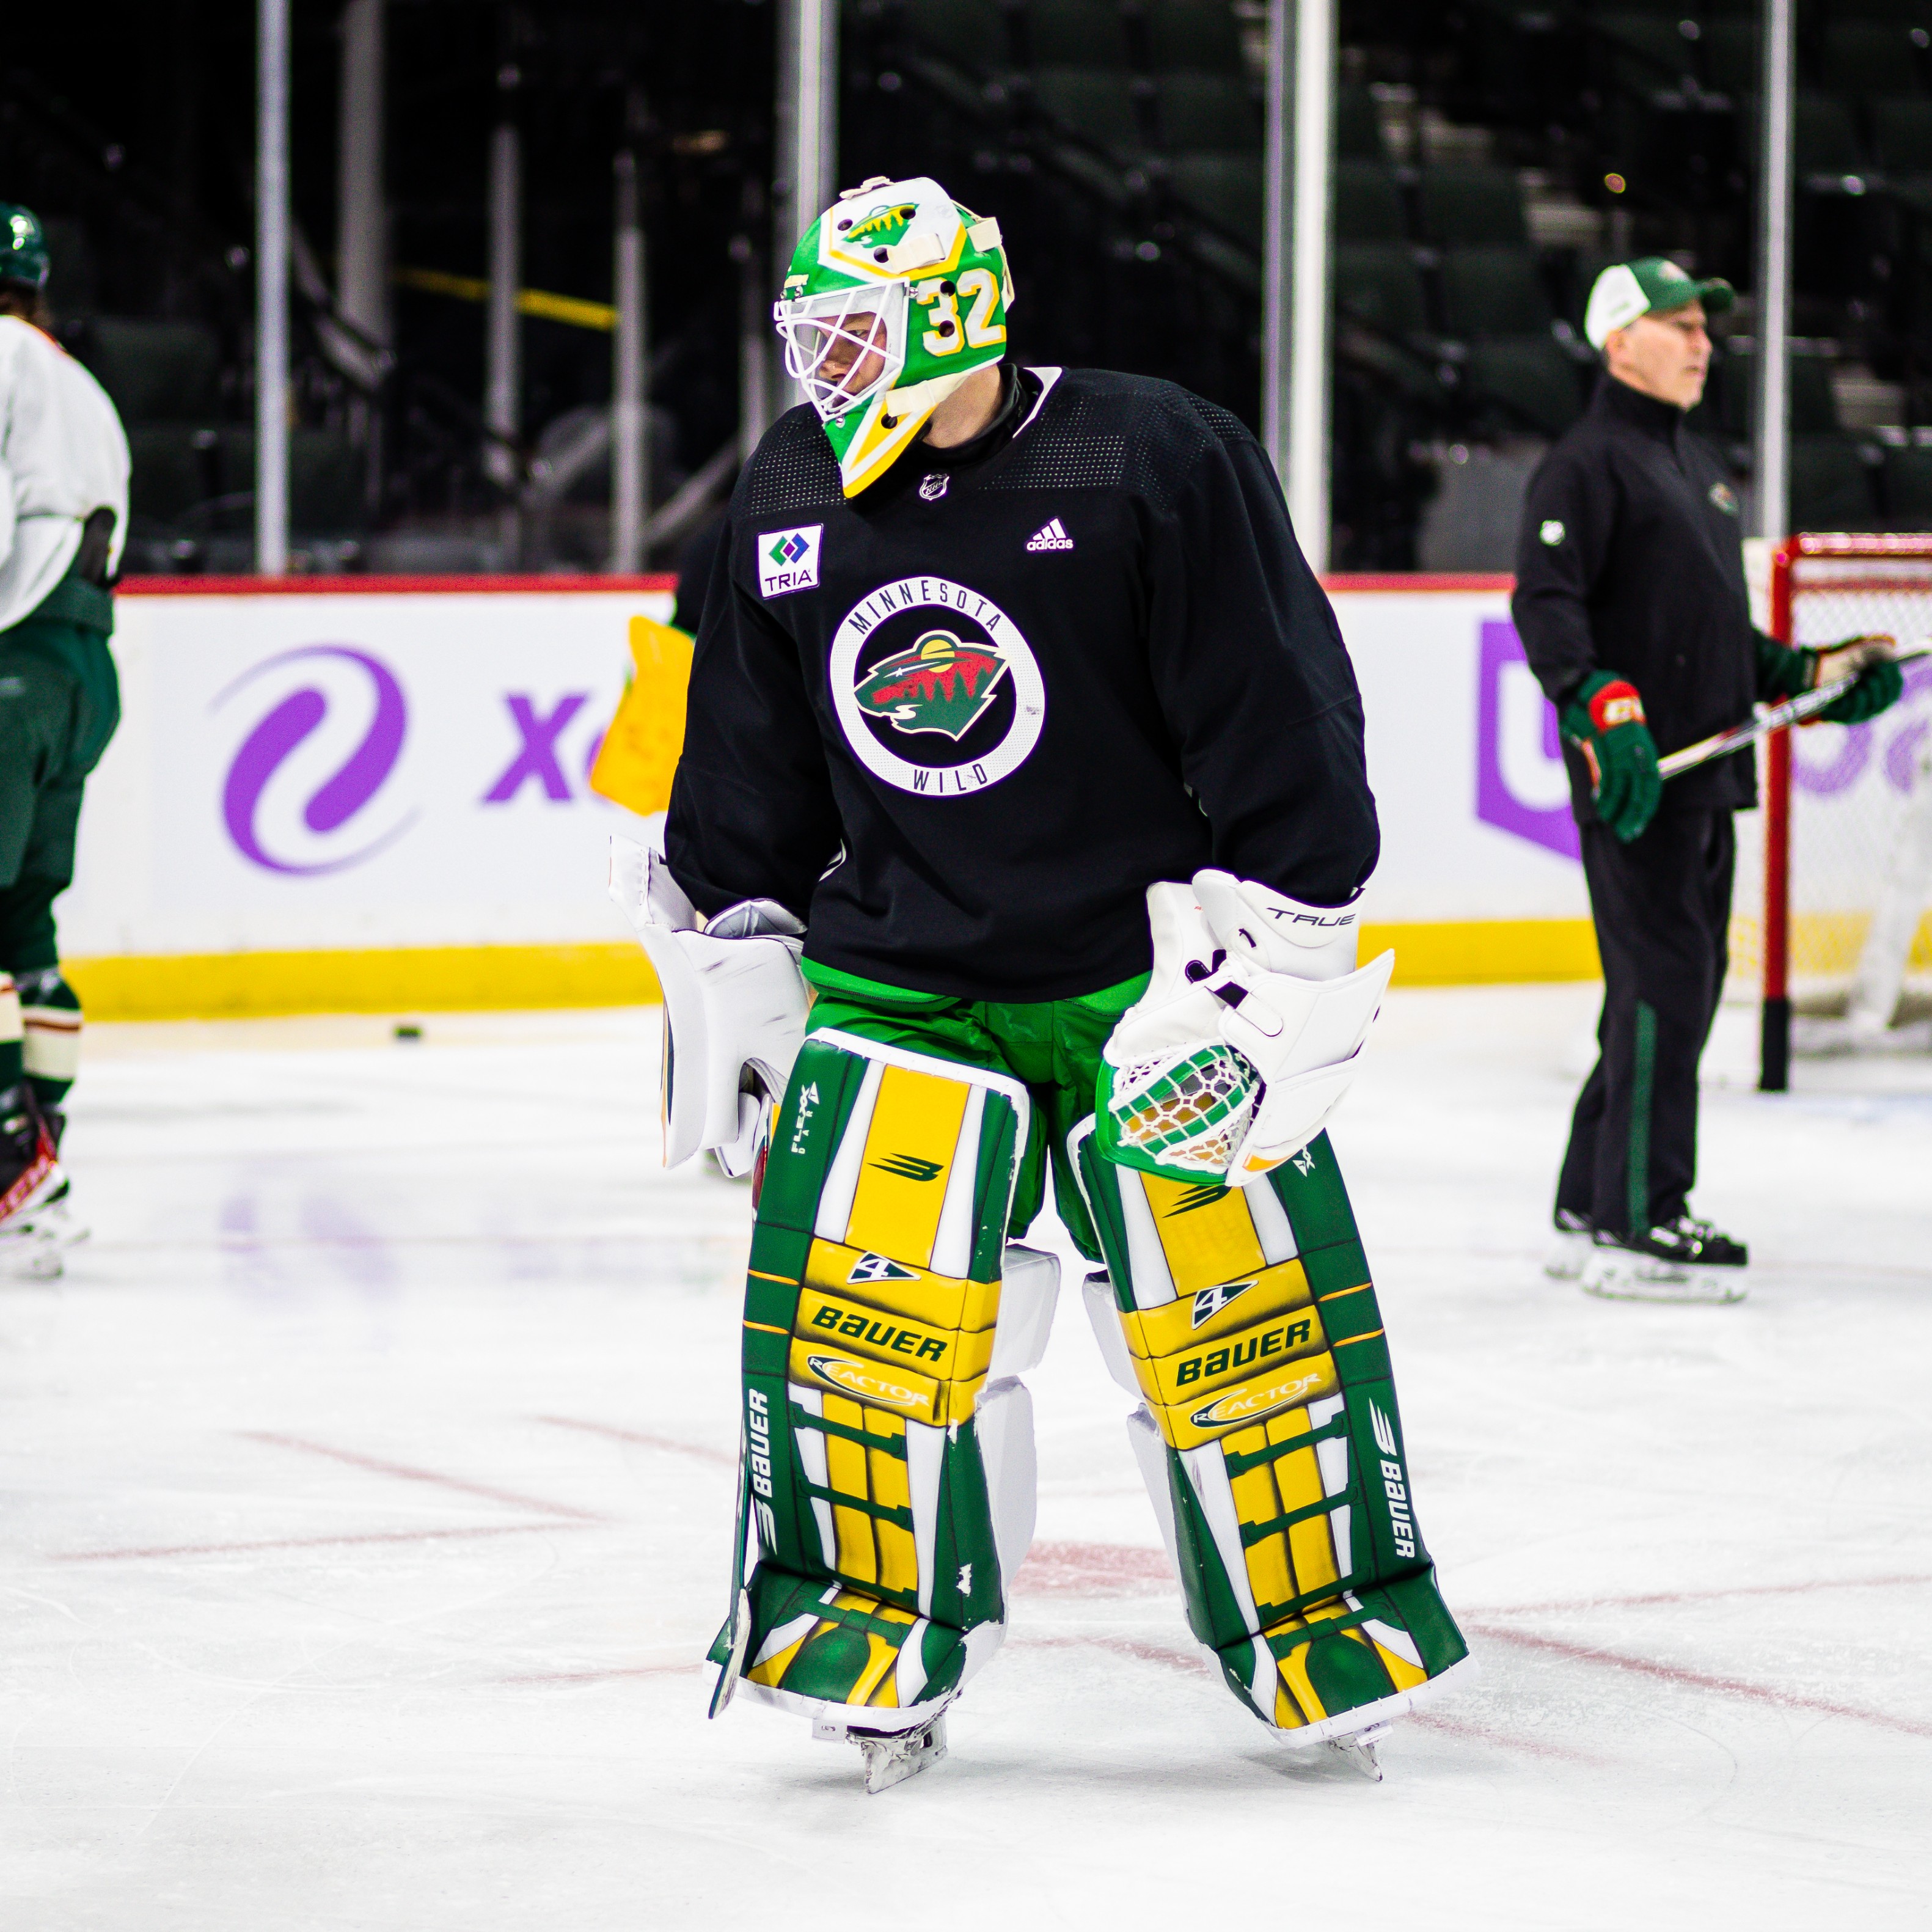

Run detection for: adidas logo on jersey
[[1025, 518, 1074, 552]]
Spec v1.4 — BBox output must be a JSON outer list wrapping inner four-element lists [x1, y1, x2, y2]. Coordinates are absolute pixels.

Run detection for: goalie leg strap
[[717, 1026, 1058, 1731], [1070, 1119, 1472, 1740]]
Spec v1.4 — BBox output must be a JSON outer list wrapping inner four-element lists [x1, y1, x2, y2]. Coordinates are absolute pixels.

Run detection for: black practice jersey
[[665, 366, 1378, 1003], [1512, 375, 1765, 821]]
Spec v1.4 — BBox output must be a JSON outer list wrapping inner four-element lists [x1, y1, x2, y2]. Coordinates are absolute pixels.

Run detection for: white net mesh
[[1105, 1043, 1260, 1176], [1730, 544, 1932, 1017]]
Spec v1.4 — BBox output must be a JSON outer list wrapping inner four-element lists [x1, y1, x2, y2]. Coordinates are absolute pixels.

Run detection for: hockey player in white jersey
[[0, 207, 130, 1278], [615, 175, 1471, 1791]]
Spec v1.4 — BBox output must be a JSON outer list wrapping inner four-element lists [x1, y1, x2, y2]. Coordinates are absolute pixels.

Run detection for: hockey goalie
[[614, 174, 1471, 1791]]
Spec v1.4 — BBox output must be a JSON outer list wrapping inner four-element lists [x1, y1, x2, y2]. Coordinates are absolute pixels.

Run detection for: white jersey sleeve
[[0, 315, 131, 631]]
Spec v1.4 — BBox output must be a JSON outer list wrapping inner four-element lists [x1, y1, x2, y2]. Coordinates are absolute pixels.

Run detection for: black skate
[[1582, 1215, 1748, 1304], [0, 1085, 67, 1282], [1544, 1207, 1594, 1281]]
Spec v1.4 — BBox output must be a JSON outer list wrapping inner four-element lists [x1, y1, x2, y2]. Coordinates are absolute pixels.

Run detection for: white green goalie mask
[[775, 174, 1014, 498]]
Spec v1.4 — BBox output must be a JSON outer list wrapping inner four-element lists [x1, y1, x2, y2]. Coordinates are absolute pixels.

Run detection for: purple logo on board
[[1791, 655, 1932, 797], [216, 645, 413, 874], [1475, 619, 1578, 861]]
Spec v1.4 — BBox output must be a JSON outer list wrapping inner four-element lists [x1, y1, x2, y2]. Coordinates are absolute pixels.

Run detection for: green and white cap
[[0, 205, 49, 291], [1584, 256, 1734, 350]]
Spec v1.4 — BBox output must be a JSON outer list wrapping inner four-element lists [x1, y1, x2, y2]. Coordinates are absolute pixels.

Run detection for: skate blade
[[1543, 1237, 1591, 1281], [0, 1231, 63, 1282], [1581, 1257, 1746, 1305], [847, 1716, 948, 1795], [1325, 1721, 1391, 1781]]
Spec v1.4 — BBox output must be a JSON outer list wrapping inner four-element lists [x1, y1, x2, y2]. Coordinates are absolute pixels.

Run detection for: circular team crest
[[830, 576, 1045, 795]]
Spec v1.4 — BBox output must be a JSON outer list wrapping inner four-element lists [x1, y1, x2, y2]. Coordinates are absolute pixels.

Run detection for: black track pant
[[1556, 810, 1735, 1237]]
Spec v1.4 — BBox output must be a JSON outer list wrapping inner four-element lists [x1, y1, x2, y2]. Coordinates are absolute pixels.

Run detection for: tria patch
[[1708, 481, 1738, 516], [918, 472, 950, 502], [1026, 517, 1074, 552], [1539, 519, 1565, 546], [758, 524, 822, 598]]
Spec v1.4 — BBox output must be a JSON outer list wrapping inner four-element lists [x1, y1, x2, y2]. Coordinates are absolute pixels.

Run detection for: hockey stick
[[1658, 641, 1930, 781]]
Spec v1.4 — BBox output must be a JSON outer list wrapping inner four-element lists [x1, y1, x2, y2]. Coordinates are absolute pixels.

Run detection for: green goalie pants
[[711, 965, 1469, 1741]]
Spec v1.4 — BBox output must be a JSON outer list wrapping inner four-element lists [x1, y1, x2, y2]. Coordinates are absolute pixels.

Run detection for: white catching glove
[[1101, 871, 1392, 1184], [608, 837, 808, 1174], [1191, 869, 1392, 1180]]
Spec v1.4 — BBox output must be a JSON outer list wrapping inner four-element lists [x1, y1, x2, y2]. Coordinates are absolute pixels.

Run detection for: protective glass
[[774, 281, 908, 422]]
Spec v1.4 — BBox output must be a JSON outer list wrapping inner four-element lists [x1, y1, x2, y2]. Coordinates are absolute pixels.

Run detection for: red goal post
[[1749, 534, 1932, 1088]]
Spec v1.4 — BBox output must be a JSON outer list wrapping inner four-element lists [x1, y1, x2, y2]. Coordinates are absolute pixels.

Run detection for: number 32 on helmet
[[774, 174, 1014, 499]]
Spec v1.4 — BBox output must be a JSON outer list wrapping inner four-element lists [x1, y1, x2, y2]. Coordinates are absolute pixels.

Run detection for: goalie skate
[[815, 1712, 949, 1795], [1581, 1220, 1748, 1305], [1325, 1721, 1392, 1782]]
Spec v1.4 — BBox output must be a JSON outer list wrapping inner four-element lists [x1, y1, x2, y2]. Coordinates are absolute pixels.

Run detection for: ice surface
[[4, 989, 1930, 1929]]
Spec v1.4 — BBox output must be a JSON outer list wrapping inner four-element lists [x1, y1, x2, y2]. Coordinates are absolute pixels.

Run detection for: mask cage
[[774, 281, 909, 423]]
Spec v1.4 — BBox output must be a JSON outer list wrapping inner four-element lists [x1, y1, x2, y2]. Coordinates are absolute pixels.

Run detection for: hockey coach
[[1513, 258, 1902, 1303]]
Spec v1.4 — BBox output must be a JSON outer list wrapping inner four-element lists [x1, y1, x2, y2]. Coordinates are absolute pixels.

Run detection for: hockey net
[[1730, 535, 1932, 1077]]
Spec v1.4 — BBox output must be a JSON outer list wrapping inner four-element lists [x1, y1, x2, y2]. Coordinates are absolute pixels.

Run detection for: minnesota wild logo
[[831, 576, 1046, 797], [854, 629, 1009, 740], [838, 199, 920, 251]]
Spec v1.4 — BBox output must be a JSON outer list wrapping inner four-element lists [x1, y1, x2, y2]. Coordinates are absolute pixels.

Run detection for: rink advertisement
[[62, 578, 676, 1015], [66, 574, 1605, 1015]]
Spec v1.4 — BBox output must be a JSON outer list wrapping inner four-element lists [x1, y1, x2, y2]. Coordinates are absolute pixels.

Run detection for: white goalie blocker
[[607, 837, 810, 1174], [1104, 871, 1394, 1183]]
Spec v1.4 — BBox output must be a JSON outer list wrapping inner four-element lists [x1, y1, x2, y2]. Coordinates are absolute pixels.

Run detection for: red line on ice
[[501, 1661, 704, 1685], [1469, 1623, 1932, 1738], [1472, 1573, 1932, 1617], [1409, 1711, 1605, 1765], [1012, 1540, 1176, 1595], [1014, 1633, 1208, 1675], [57, 1521, 593, 1562], [1019, 1637, 1594, 1763], [241, 1430, 606, 1521], [535, 1415, 734, 1466]]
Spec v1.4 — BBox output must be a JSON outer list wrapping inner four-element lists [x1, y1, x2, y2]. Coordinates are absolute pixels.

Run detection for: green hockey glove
[[1561, 671, 1661, 842], [1756, 633, 1906, 724]]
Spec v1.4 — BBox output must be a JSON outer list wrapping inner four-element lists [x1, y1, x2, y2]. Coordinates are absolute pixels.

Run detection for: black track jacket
[[664, 367, 1378, 1003], [1513, 374, 1765, 821]]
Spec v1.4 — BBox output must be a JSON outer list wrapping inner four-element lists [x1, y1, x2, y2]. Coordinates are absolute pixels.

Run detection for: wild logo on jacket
[[830, 575, 1047, 796], [855, 629, 1009, 741]]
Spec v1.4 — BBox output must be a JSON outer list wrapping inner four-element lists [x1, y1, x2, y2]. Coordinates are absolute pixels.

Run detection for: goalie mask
[[775, 174, 1013, 499]]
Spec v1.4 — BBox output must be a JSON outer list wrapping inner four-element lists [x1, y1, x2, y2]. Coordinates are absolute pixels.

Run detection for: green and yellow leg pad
[[712, 1027, 1058, 1734], [1072, 1120, 1472, 1742]]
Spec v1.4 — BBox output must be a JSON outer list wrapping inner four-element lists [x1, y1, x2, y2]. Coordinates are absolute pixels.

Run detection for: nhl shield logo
[[830, 576, 1047, 797]]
